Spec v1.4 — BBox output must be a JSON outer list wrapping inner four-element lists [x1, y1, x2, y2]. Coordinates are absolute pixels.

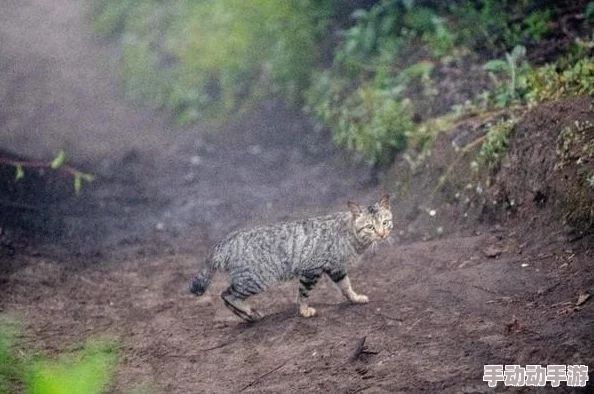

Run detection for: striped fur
[[190, 194, 393, 321]]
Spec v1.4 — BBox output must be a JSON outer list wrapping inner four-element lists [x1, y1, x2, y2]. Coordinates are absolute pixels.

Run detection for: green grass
[[0, 318, 120, 394], [25, 340, 119, 394]]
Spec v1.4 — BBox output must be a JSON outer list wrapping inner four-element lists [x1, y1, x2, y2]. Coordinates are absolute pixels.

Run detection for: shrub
[[479, 118, 516, 168], [525, 57, 594, 104], [93, 0, 331, 124], [306, 73, 413, 166]]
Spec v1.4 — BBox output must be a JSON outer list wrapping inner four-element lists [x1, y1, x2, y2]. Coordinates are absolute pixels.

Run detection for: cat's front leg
[[328, 270, 368, 304]]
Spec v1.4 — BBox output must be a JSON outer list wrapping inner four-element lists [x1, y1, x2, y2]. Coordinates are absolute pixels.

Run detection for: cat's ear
[[379, 193, 390, 209], [347, 201, 363, 218]]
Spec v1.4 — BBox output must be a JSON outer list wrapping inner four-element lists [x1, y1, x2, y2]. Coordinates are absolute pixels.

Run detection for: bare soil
[[1, 1, 593, 393]]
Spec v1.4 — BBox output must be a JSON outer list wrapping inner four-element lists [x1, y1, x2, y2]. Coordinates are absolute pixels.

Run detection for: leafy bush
[[93, 0, 332, 124], [306, 73, 412, 166], [483, 45, 530, 108], [450, 0, 552, 53], [479, 118, 516, 168], [525, 57, 594, 104]]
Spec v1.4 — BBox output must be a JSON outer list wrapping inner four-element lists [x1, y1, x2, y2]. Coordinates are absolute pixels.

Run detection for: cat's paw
[[248, 309, 263, 322], [299, 306, 317, 318], [351, 294, 369, 304]]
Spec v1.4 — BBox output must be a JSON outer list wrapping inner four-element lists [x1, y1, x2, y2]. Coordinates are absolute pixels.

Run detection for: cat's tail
[[190, 244, 227, 296], [189, 263, 214, 296]]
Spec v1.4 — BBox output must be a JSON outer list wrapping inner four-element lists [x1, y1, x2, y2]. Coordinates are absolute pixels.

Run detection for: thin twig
[[162, 340, 235, 358], [201, 340, 234, 352], [372, 311, 404, 323], [472, 284, 501, 296], [406, 318, 422, 332], [0, 157, 84, 177], [239, 360, 287, 392], [351, 336, 379, 362]]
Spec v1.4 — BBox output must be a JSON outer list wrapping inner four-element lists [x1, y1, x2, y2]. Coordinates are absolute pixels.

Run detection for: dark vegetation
[[92, 0, 594, 167]]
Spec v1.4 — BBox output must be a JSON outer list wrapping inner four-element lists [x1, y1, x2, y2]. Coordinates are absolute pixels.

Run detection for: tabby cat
[[189, 194, 393, 322]]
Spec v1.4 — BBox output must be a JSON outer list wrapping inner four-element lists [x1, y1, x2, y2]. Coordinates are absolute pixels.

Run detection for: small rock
[[483, 245, 502, 258], [576, 292, 591, 306], [156, 222, 166, 231]]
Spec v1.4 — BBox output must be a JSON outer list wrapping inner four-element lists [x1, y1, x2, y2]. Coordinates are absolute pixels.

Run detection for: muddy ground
[[1, 0, 593, 393]]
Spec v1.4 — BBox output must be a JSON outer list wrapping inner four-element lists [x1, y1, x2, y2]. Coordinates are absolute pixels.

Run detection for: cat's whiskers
[[370, 240, 379, 253]]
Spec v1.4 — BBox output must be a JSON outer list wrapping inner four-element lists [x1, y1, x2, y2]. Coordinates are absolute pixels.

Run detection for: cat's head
[[348, 194, 393, 244]]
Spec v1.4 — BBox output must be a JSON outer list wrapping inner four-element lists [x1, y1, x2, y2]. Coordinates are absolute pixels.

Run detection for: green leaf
[[50, 149, 66, 170], [81, 173, 95, 183], [74, 173, 82, 196], [483, 59, 508, 72], [586, 2, 594, 23], [15, 165, 24, 180], [510, 45, 526, 62]]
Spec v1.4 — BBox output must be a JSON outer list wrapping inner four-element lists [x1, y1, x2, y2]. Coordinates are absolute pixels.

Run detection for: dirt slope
[[0, 0, 593, 393]]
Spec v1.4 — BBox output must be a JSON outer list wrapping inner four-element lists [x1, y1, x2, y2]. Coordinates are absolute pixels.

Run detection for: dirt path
[[1, 1, 593, 393]]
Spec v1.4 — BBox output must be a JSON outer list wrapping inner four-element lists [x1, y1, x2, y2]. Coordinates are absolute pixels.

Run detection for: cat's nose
[[376, 229, 385, 238]]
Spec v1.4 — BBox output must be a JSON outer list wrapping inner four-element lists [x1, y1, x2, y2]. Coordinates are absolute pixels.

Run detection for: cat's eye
[[382, 220, 391, 226], [366, 224, 374, 230]]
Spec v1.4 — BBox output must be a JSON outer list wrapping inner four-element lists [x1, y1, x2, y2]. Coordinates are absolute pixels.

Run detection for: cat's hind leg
[[221, 284, 263, 322], [297, 270, 322, 318]]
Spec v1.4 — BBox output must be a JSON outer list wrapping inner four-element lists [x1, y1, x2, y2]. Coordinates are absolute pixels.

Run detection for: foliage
[[479, 118, 517, 168], [524, 9, 552, 43], [483, 45, 529, 108], [586, 2, 594, 24], [476, 48, 594, 109], [93, 0, 589, 167], [93, 0, 333, 124], [305, 0, 562, 166], [305, 72, 412, 166], [525, 57, 594, 104], [25, 340, 119, 394], [449, 0, 552, 53], [0, 150, 94, 196], [0, 319, 119, 394]]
